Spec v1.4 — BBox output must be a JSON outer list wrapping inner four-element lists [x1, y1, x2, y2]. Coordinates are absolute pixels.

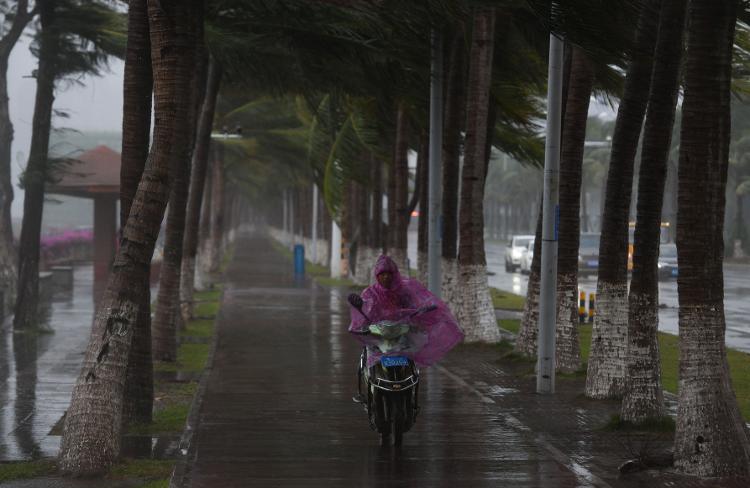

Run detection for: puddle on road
[[487, 385, 519, 397]]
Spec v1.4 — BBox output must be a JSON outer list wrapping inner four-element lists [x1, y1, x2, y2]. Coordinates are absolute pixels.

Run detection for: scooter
[[348, 294, 435, 446]]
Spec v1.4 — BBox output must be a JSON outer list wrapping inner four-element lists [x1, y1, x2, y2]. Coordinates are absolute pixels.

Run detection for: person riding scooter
[[348, 255, 463, 371], [347, 255, 463, 445]]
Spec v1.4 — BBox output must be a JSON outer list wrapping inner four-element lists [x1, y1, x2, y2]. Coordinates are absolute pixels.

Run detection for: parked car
[[519, 239, 535, 275], [658, 243, 678, 279], [505, 235, 534, 272], [578, 232, 601, 275]]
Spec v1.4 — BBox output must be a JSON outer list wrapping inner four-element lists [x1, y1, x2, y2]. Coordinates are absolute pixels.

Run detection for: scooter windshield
[[348, 256, 464, 367]]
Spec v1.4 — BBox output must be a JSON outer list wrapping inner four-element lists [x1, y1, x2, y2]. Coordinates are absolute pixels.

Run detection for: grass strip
[[110, 459, 174, 480], [498, 318, 750, 418], [0, 460, 56, 482], [490, 287, 525, 311]]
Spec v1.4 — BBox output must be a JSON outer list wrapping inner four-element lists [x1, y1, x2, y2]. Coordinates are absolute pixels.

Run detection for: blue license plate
[[381, 356, 409, 368]]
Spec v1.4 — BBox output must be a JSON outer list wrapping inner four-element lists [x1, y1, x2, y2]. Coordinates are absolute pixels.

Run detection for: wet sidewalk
[[178, 232, 745, 488], [1, 266, 97, 462]]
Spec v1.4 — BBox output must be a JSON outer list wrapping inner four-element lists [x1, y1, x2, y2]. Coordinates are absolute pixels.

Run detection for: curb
[[168, 287, 224, 488]]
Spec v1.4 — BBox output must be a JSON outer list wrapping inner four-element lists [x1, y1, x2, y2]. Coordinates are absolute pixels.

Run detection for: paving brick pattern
[[180, 233, 747, 488]]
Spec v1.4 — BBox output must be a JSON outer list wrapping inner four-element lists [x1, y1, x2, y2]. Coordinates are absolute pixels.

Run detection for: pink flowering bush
[[40, 229, 94, 267]]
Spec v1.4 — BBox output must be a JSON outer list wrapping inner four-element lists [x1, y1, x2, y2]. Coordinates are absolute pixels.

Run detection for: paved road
[[180, 233, 622, 487], [408, 231, 750, 353]]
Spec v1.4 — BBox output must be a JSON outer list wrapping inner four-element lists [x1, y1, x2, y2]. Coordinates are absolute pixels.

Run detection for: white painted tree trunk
[[620, 292, 664, 423], [457, 264, 499, 343], [585, 280, 628, 398], [330, 221, 342, 278], [555, 273, 581, 373], [674, 307, 750, 476], [441, 257, 460, 316], [353, 246, 375, 285]]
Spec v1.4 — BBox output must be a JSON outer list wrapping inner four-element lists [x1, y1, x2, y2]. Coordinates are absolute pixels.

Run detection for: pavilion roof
[[47, 145, 121, 198]]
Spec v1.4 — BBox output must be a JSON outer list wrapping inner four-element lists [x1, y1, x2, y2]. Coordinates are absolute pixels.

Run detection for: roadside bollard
[[588, 293, 596, 323], [578, 291, 586, 323], [294, 244, 305, 275]]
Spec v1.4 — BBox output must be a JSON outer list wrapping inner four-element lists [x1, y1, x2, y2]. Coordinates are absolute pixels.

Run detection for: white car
[[505, 235, 534, 272], [519, 239, 535, 274]]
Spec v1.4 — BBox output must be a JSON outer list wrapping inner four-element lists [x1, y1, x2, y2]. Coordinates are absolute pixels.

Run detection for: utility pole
[[537, 34, 563, 394], [427, 29, 444, 297]]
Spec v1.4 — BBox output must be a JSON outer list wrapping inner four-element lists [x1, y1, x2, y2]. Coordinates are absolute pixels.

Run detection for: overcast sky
[[8, 36, 125, 218]]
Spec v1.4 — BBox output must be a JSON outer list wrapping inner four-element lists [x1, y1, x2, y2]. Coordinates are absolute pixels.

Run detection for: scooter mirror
[[348, 293, 364, 310]]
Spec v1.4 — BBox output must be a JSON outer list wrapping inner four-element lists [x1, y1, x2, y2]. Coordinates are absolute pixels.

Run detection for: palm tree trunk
[[152, 2, 202, 362], [58, 0, 197, 475], [370, 154, 383, 253], [416, 133, 429, 283], [457, 7, 499, 343], [516, 199, 543, 356], [674, 0, 750, 476], [388, 103, 409, 271], [13, 0, 58, 331], [442, 24, 466, 307], [734, 193, 745, 257], [207, 142, 225, 275], [353, 179, 372, 284], [586, 1, 659, 398], [0, 1, 32, 312], [555, 46, 593, 373], [180, 57, 222, 322], [621, 0, 685, 424], [119, 0, 153, 427], [198, 150, 213, 278]]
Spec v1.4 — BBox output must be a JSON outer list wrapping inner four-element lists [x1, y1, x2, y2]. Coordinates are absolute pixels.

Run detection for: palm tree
[[457, 6, 500, 343], [554, 46, 594, 373], [416, 134, 429, 283], [515, 199, 543, 356], [207, 139, 226, 275], [441, 24, 466, 308], [13, 0, 60, 331], [152, 4, 205, 361], [59, 0, 198, 475], [387, 102, 410, 271], [119, 0, 153, 428], [620, 0, 686, 424], [14, 0, 124, 330], [673, 0, 750, 476], [585, 0, 659, 399], [0, 1, 35, 312], [728, 135, 750, 256], [180, 57, 223, 321]]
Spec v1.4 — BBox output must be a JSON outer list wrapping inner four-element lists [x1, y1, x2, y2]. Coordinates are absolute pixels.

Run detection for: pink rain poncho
[[348, 255, 464, 367]]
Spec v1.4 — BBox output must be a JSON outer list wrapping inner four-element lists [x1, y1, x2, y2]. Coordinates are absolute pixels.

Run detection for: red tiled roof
[[48, 145, 121, 197]]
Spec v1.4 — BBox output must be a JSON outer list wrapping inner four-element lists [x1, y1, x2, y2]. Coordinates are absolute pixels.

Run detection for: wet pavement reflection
[[0, 266, 95, 460], [184, 233, 612, 487]]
